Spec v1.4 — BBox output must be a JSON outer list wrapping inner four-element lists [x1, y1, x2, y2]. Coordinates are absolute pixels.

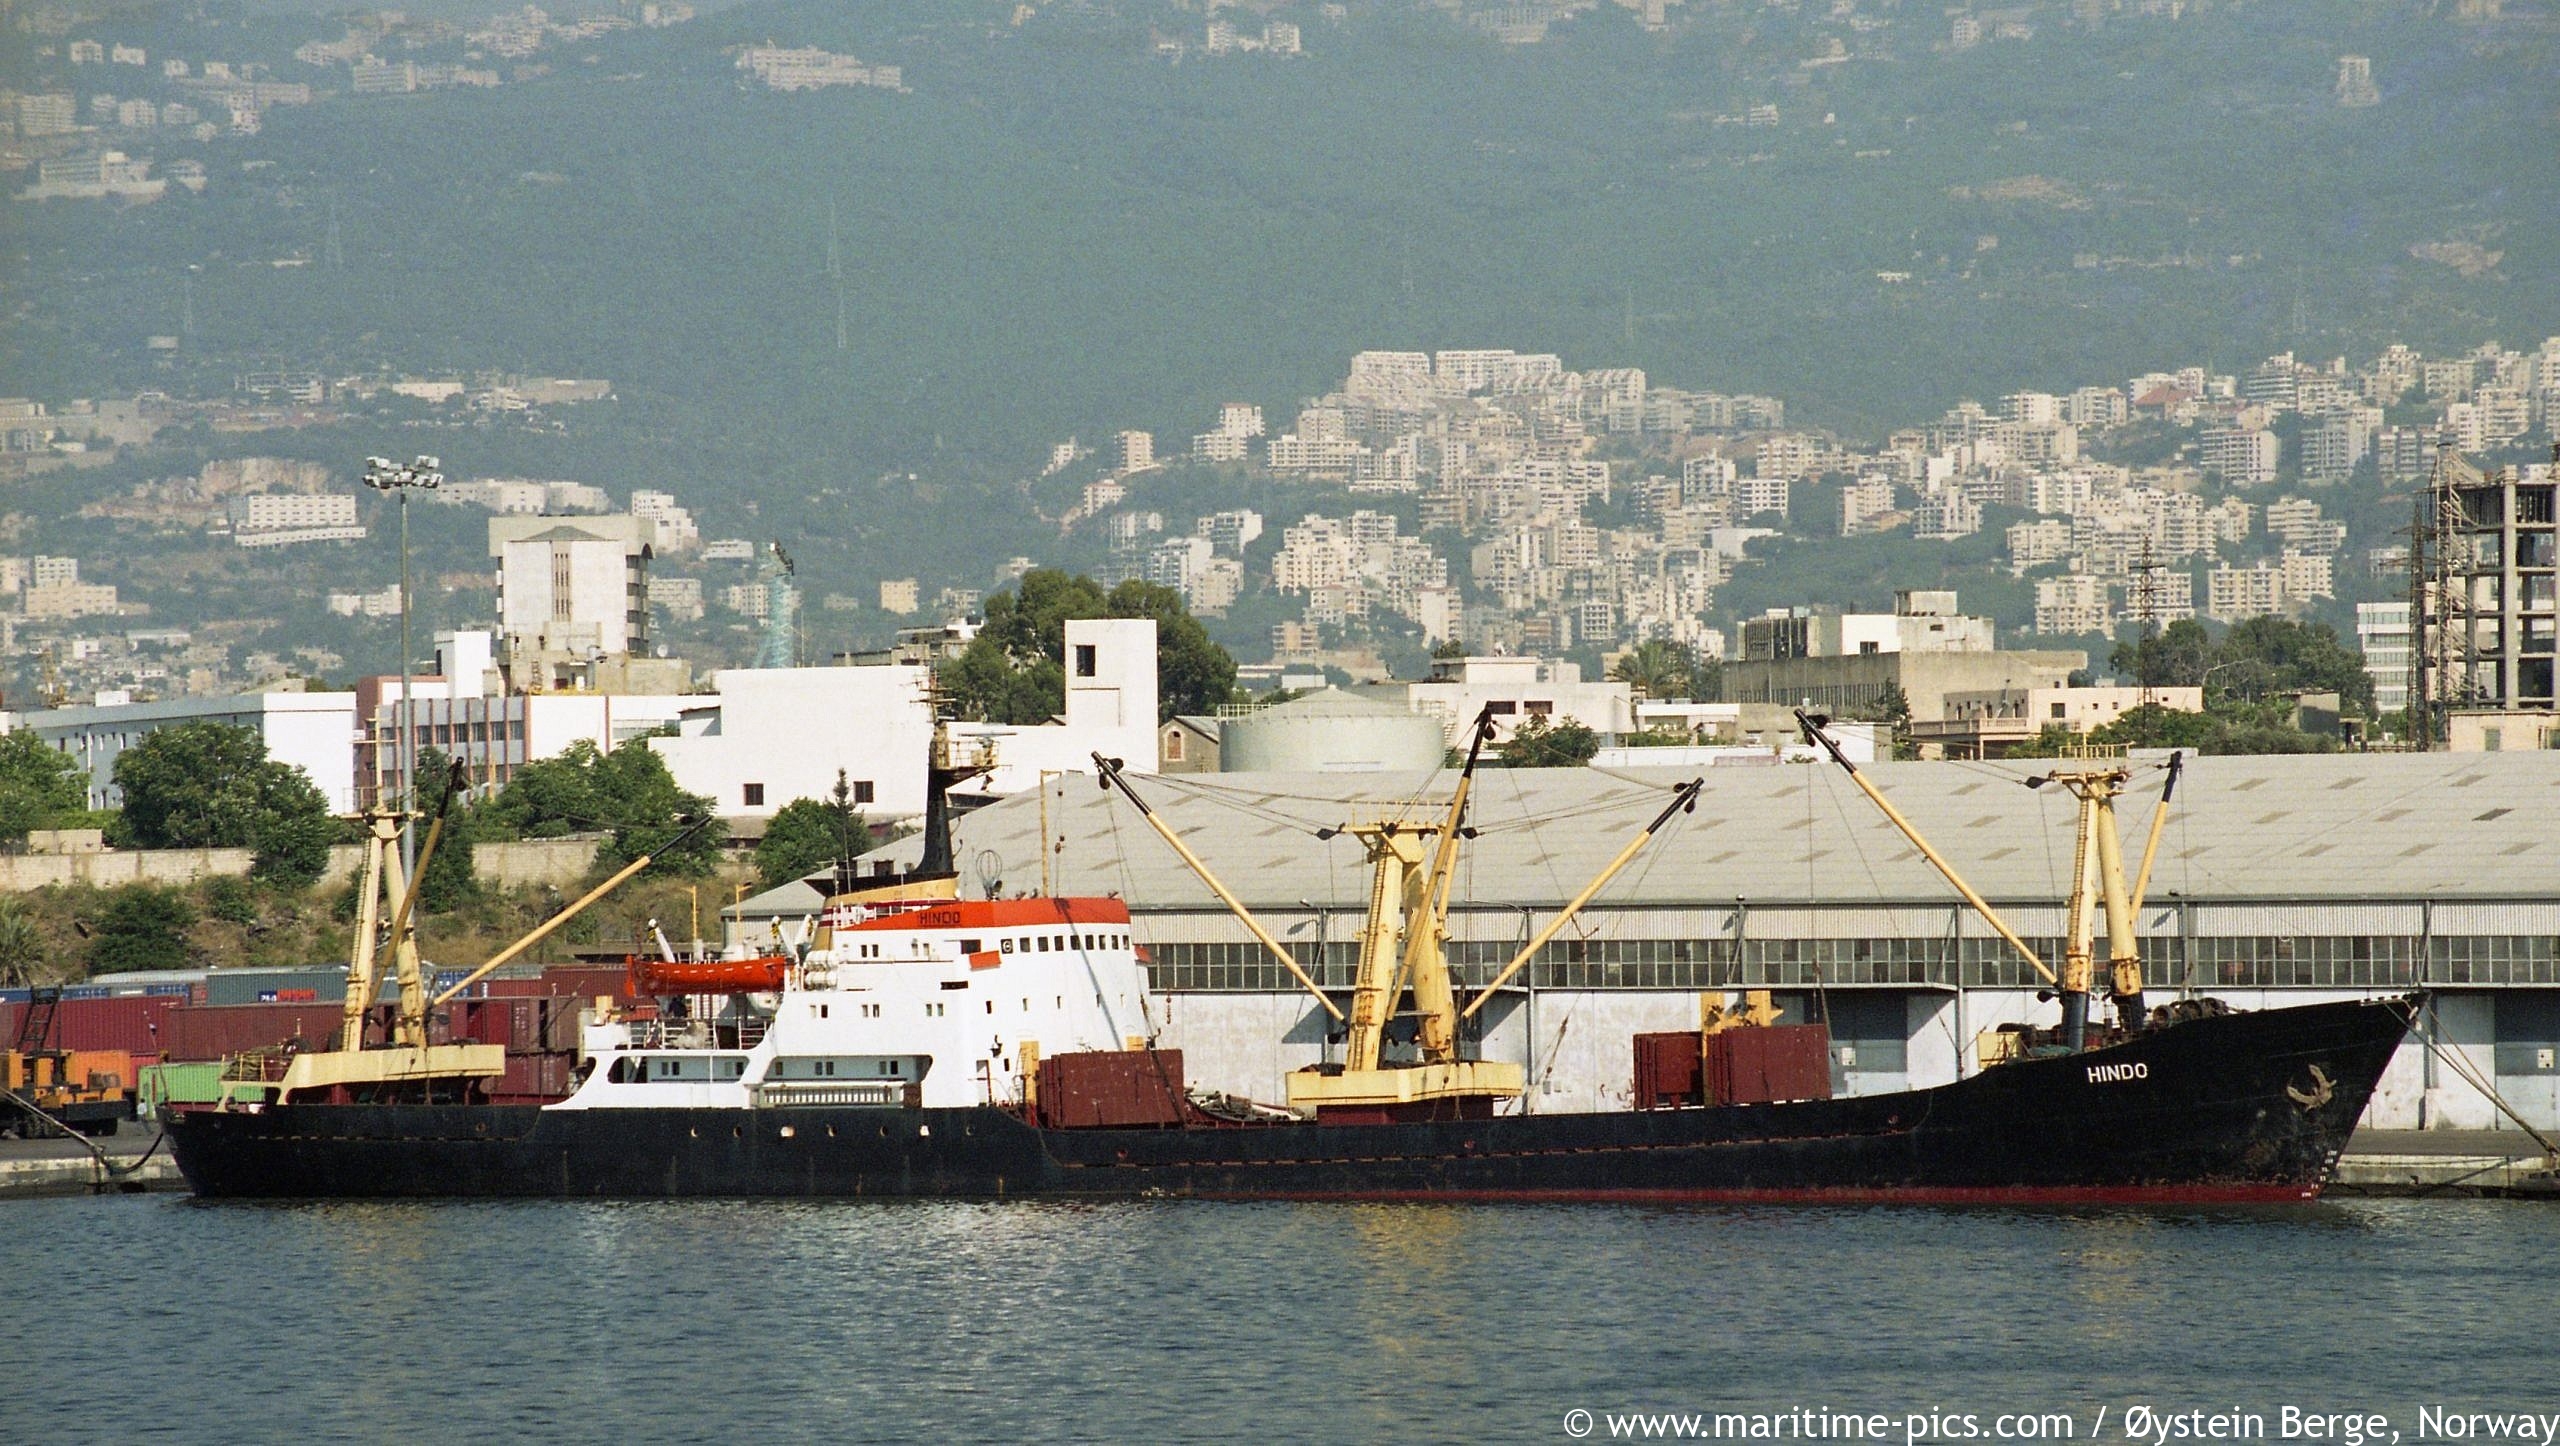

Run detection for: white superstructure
[[557, 899, 1151, 1112]]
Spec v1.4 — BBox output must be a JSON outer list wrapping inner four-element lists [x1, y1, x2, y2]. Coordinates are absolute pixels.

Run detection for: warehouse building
[[733, 750, 2560, 1130]]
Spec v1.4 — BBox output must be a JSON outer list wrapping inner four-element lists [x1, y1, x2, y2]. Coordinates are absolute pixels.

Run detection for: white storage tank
[[1219, 688, 1446, 774]]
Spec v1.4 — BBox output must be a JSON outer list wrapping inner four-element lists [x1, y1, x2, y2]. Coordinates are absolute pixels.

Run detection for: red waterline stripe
[[1192, 1183, 2320, 1205]]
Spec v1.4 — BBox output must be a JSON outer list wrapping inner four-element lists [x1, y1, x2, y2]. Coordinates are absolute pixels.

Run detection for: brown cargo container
[[2, 995, 184, 1056], [447, 998, 545, 1053], [484, 968, 633, 1001], [1707, 1024, 1834, 1106], [538, 997, 591, 1054], [159, 1003, 354, 1061], [1631, 1031, 1706, 1110], [1036, 1049, 1186, 1129], [486, 1051, 577, 1103]]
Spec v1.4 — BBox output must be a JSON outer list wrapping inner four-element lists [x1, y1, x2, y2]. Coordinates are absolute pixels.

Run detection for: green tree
[[112, 722, 270, 848], [0, 731, 91, 846], [246, 764, 335, 888], [942, 568, 1237, 724], [202, 875, 260, 925], [2215, 616, 2374, 712], [109, 722, 336, 888], [412, 749, 480, 913], [0, 899, 43, 986], [2109, 618, 2215, 688], [480, 739, 718, 877], [1497, 716, 1601, 768], [88, 885, 196, 974], [757, 771, 867, 888], [1610, 638, 1698, 700]]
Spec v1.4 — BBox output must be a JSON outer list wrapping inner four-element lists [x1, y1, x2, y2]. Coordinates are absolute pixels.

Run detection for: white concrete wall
[[650, 665, 936, 818], [522, 693, 695, 758], [953, 619, 1161, 797]]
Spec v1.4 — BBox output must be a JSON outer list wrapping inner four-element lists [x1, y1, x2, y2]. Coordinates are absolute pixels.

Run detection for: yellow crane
[[1093, 709, 1704, 1120], [1795, 710, 2181, 1051], [256, 813, 717, 1105]]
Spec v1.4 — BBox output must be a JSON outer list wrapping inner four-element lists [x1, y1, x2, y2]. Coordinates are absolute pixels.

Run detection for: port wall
[[0, 837, 601, 892]]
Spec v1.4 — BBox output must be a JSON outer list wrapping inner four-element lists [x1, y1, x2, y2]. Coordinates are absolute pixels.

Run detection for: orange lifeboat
[[625, 954, 793, 997]]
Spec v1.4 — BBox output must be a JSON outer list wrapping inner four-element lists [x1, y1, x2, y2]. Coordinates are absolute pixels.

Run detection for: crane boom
[[1090, 755, 1345, 1021]]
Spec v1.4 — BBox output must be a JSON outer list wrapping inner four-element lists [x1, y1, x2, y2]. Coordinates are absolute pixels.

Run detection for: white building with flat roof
[[1359, 654, 1635, 744], [7, 689, 360, 813], [651, 619, 1161, 818]]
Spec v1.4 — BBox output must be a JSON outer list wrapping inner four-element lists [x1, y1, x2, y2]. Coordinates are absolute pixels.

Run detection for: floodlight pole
[[364, 454, 443, 882]]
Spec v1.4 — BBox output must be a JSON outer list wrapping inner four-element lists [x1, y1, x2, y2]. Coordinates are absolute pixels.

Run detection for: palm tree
[[1610, 638, 1696, 701], [0, 900, 44, 988]]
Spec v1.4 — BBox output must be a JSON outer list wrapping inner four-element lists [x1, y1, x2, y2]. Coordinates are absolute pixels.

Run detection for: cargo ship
[[167, 716, 2417, 1204]]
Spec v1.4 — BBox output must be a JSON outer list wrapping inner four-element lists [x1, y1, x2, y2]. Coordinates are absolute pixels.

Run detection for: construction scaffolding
[[2410, 442, 2560, 748]]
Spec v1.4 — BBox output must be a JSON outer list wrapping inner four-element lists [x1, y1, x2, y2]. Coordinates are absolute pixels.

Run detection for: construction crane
[[37, 642, 69, 709], [754, 541, 800, 669]]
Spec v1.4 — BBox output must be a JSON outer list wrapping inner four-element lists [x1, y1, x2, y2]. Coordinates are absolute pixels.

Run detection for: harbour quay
[[748, 749, 2560, 1134]]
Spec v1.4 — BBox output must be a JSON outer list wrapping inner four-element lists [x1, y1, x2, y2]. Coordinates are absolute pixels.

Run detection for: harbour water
[[7, 1196, 2556, 1443]]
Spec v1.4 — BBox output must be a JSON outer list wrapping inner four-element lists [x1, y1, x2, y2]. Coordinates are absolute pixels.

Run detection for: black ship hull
[[166, 995, 2415, 1205]]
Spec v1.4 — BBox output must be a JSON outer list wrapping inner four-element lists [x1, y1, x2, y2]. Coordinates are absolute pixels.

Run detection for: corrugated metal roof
[[835, 752, 2560, 913]]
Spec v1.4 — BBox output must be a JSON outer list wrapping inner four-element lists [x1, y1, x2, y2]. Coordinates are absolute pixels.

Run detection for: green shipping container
[[139, 1061, 226, 1109]]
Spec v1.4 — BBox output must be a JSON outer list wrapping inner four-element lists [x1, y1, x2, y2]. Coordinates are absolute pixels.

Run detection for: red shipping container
[[1631, 1031, 1705, 1110], [487, 967, 632, 1001], [1037, 1049, 1185, 1129], [1707, 1024, 1834, 1106], [33, 995, 185, 1056], [159, 1003, 353, 1061], [538, 998, 595, 1054]]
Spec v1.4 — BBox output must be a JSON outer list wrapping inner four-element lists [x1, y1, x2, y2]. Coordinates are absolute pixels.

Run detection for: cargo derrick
[[243, 781, 713, 1106], [1796, 711, 2182, 1058], [1094, 706, 1706, 1122]]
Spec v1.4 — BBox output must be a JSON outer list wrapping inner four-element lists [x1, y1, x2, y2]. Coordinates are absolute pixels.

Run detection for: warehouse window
[[1075, 643, 1097, 677], [854, 780, 875, 805], [742, 783, 765, 806]]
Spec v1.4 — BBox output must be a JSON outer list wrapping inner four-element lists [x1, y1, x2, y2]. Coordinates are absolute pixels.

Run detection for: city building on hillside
[[488, 514, 684, 692], [878, 578, 920, 615], [2205, 561, 2289, 622], [327, 584, 403, 618], [736, 46, 904, 91], [13, 687, 360, 813], [629, 490, 699, 550], [230, 492, 364, 547], [1915, 685, 2206, 758], [2199, 426, 2279, 486], [1115, 430, 1155, 472], [2358, 601, 2412, 716], [647, 576, 705, 621], [2034, 574, 2112, 638], [1741, 591, 1995, 660], [359, 631, 693, 808], [22, 580, 121, 619]]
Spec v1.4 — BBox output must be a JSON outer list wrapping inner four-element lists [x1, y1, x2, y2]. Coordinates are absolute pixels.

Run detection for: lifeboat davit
[[625, 955, 793, 997]]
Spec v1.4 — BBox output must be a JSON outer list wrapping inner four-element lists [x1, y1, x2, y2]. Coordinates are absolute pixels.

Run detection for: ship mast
[[1337, 705, 1498, 1070]]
